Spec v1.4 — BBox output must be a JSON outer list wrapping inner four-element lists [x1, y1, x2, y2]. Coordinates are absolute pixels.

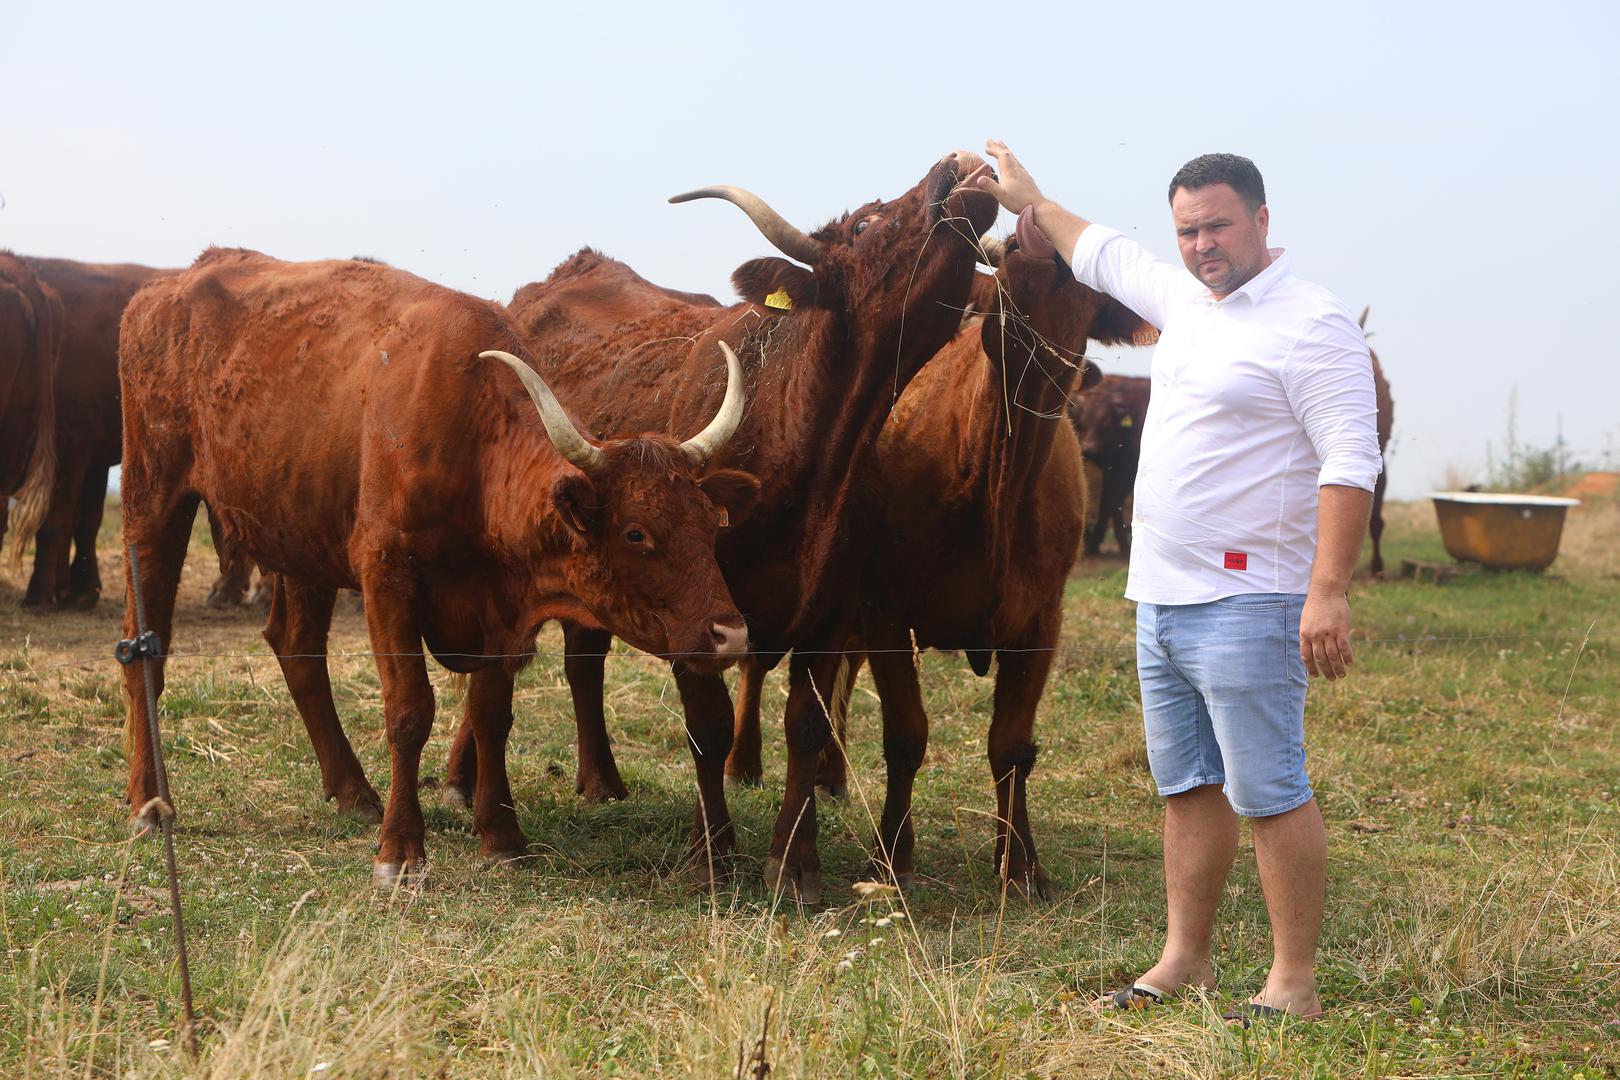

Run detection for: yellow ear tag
[[1120, 416, 1134, 427], [763, 287, 793, 311]]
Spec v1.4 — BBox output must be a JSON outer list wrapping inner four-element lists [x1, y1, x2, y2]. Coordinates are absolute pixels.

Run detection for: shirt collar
[[1207, 247, 1289, 305]]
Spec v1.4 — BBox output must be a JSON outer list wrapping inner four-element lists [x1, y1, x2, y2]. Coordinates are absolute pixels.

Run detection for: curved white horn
[[482, 350, 607, 476], [978, 234, 1007, 267], [669, 185, 824, 266], [680, 341, 747, 467]]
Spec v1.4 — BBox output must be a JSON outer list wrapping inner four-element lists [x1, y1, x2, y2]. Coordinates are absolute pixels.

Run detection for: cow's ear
[[699, 468, 761, 528], [732, 258, 816, 312], [1088, 296, 1158, 348], [553, 473, 602, 535], [1077, 359, 1105, 393]]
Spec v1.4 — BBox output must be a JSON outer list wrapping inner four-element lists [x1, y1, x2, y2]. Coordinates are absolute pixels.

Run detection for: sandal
[[1109, 981, 1170, 1011], [1221, 1002, 1285, 1028]]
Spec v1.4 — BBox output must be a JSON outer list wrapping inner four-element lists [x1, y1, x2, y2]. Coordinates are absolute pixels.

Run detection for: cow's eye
[[853, 219, 870, 235], [626, 528, 646, 544]]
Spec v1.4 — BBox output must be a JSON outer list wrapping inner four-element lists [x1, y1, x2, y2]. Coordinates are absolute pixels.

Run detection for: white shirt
[[1069, 225, 1382, 605]]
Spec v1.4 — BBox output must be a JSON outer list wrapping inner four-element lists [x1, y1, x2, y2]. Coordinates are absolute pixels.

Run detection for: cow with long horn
[[727, 232, 1157, 898], [118, 248, 759, 887], [441, 151, 1001, 901]]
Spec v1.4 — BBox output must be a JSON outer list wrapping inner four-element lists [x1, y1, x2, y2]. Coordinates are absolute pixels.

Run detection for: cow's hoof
[[481, 845, 529, 868], [576, 775, 629, 803], [1003, 864, 1053, 903], [439, 784, 472, 810], [816, 782, 849, 801], [724, 772, 763, 790], [372, 861, 428, 892], [763, 857, 822, 906], [336, 790, 384, 825]]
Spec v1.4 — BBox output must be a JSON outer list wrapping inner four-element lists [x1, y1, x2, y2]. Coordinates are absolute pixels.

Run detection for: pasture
[[1, 495, 1615, 1078]]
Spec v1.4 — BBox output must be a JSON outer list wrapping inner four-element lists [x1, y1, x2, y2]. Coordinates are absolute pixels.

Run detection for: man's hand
[[976, 139, 1046, 214], [1300, 591, 1353, 680]]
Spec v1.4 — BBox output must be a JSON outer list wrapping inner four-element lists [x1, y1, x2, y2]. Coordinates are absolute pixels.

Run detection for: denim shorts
[[1135, 592, 1312, 817]]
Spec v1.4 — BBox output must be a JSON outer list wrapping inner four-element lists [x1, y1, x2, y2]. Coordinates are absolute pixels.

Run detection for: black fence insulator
[[114, 630, 163, 666]]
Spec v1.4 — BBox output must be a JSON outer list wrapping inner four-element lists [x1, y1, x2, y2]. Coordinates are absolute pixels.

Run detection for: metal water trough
[[1429, 491, 1582, 570]]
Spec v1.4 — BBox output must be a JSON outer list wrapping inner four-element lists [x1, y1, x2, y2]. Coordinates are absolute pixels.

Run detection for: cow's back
[[22, 257, 173, 465], [120, 248, 518, 585]]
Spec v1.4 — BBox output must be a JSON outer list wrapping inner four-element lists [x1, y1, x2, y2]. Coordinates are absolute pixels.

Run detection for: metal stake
[[117, 544, 199, 1059]]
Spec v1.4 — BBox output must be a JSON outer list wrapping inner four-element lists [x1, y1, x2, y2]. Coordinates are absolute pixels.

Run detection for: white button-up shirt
[[1069, 225, 1382, 605]]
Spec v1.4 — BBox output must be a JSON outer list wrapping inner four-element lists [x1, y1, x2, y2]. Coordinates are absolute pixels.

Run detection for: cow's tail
[[6, 359, 56, 568]]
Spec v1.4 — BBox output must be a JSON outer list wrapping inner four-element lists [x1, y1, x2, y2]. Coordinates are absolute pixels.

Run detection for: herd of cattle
[[1, 151, 1392, 899]]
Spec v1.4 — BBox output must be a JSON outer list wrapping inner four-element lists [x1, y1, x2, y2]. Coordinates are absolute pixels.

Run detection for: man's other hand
[[1300, 591, 1353, 680]]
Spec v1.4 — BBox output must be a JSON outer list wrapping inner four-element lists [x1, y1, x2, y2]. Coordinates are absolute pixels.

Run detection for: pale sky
[[5, 1, 1616, 498]]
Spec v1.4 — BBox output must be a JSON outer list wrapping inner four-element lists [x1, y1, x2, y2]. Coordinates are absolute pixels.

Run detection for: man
[[975, 142, 1380, 1021]]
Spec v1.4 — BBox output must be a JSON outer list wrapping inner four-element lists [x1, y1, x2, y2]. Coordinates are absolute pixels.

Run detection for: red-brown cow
[[1070, 372, 1151, 557], [18, 257, 174, 609], [118, 248, 758, 887], [0, 253, 63, 568], [726, 238, 1153, 897], [443, 152, 1001, 900], [1359, 307, 1395, 575]]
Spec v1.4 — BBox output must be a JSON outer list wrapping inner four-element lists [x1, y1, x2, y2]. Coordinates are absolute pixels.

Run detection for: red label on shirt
[[1224, 551, 1248, 571]]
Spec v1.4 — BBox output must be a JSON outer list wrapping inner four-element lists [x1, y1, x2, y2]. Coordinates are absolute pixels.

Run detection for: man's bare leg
[[1135, 783, 1236, 995], [1249, 797, 1325, 1016]]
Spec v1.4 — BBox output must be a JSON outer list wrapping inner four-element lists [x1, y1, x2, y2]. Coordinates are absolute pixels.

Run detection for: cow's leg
[[122, 490, 201, 831], [565, 623, 627, 802], [1118, 493, 1135, 557], [987, 603, 1059, 901], [64, 464, 108, 610], [674, 666, 736, 888], [461, 665, 527, 860], [1369, 467, 1388, 576], [724, 656, 767, 788], [863, 637, 928, 890], [205, 509, 251, 608], [357, 569, 435, 889], [263, 576, 382, 821], [815, 651, 861, 799], [764, 647, 848, 905], [22, 452, 80, 608]]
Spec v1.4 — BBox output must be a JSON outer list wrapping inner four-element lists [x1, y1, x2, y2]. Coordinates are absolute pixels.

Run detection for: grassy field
[[1, 494, 1616, 1078]]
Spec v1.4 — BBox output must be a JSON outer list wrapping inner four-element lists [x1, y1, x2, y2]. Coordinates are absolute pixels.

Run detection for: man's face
[[1171, 183, 1270, 297]]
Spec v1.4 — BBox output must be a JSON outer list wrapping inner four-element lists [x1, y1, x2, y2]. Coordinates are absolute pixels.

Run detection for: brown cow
[[1, 253, 63, 568], [118, 248, 759, 887], [442, 152, 1001, 900], [18, 257, 174, 609], [1070, 372, 1151, 557], [1359, 307, 1395, 575], [726, 239, 1153, 897]]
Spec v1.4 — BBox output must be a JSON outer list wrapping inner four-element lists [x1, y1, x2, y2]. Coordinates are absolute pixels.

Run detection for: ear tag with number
[[718, 508, 730, 527], [763, 287, 793, 311]]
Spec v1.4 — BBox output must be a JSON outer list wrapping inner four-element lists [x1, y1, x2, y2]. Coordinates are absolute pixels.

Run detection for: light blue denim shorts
[[1135, 592, 1312, 817]]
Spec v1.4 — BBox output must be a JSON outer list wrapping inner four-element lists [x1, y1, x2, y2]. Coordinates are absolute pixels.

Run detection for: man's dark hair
[[1168, 153, 1266, 212]]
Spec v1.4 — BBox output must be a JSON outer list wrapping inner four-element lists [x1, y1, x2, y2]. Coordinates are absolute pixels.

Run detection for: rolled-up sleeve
[[1283, 310, 1383, 492], [1069, 225, 1183, 331]]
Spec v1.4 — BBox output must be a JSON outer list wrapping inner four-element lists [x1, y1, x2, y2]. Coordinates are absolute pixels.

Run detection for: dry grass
[[1, 494, 1617, 1077]]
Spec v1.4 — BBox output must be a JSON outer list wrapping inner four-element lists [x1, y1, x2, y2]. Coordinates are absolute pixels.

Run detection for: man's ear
[[698, 468, 762, 528], [553, 473, 602, 535], [732, 258, 817, 312], [1077, 359, 1105, 393]]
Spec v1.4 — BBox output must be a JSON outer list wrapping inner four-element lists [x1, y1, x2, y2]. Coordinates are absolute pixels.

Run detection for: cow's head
[[975, 234, 1157, 381], [675, 152, 1002, 377], [486, 345, 761, 673]]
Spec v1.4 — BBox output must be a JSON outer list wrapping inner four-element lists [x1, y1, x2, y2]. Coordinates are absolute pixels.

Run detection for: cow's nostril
[[710, 622, 748, 656]]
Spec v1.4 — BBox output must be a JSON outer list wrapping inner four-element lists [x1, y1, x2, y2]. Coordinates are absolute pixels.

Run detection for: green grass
[[0, 497, 1616, 1077]]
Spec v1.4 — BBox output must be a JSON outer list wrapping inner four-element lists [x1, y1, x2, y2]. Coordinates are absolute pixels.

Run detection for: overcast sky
[[4, 1, 1616, 498]]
